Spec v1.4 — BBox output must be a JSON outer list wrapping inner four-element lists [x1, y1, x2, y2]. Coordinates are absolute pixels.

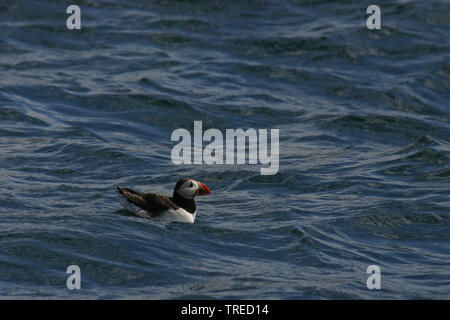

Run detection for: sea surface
[[0, 0, 449, 299]]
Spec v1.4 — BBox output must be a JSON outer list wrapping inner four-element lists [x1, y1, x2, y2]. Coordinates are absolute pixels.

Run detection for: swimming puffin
[[117, 178, 211, 223]]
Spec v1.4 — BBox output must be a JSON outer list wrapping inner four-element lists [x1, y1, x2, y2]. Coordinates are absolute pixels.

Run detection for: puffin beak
[[197, 182, 211, 196]]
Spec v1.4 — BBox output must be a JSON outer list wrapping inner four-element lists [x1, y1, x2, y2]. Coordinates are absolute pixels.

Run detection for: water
[[0, 0, 449, 299]]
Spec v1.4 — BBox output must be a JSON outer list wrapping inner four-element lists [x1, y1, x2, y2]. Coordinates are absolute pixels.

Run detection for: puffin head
[[174, 178, 211, 200]]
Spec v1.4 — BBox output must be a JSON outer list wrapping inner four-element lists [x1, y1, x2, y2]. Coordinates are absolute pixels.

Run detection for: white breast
[[149, 208, 197, 223]]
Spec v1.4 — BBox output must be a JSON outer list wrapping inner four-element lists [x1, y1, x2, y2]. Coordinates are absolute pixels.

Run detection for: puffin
[[117, 178, 211, 223]]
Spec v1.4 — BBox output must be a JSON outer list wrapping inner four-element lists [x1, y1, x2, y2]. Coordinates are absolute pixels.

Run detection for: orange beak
[[197, 182, 211, 196]]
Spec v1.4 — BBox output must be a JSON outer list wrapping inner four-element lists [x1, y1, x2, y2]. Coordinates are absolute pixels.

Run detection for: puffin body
[[117, 178, 211, 223]]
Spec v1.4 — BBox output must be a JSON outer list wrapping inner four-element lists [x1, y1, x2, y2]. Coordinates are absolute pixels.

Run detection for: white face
[[176, 180, 199, 199]]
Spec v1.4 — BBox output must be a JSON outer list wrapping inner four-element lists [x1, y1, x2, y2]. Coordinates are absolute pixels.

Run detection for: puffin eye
[[190, 182, 193, 187]]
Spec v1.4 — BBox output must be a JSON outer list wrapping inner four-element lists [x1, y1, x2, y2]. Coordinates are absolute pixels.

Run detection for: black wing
[[117, 187, 178, 214]]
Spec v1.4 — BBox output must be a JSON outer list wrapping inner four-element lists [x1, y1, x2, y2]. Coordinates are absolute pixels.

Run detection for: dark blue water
[[0, 0, 449, 299]]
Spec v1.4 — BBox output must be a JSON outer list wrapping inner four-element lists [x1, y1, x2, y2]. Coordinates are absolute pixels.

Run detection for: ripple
[[0, 0, 449, 300]]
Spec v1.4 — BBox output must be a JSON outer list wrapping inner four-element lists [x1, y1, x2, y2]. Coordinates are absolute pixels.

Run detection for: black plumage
[[117, 178, 210, 222], [117, 183, 196, 216]]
